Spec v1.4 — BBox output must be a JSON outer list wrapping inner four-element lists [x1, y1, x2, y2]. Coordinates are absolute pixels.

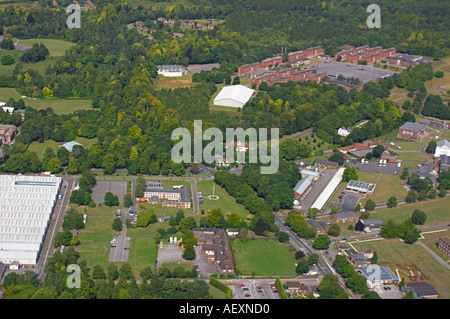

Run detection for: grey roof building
[[346, 180, 376, 194], [293, 175, 314, 200], [405, 282, 438, 299], [399, 122, 425, 132], [358, 266, 399, 285]]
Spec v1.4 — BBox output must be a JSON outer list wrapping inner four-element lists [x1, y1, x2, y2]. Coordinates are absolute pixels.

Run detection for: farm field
[[350, 237, 450, 299], [232, 239, 297, 277]]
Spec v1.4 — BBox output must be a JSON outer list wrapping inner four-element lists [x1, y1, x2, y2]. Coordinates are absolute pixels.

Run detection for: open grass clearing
[[0, 87, 93, 114], [232, 239, 297, 276], [26, 139, 59, 159], [18, 38, 75, 57], [155, 73, 197, 90], [357, 171, 409, 205], [370, 195, 450, 225], [196, 180, 250, 221]]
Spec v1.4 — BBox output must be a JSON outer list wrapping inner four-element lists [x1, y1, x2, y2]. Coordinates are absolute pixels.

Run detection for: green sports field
[[232, 239, 297, 276]]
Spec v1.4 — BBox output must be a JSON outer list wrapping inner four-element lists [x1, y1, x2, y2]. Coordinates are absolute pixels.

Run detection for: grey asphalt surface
[[37, 177, 77, 281], [312, 61, 396, 83]]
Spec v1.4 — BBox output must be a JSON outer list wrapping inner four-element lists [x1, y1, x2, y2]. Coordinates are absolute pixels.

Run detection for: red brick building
[[238, 62, 262, 75], [261, 56, 283, 68]]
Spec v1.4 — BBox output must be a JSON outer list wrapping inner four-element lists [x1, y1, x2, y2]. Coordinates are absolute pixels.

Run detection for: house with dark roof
[[354, 219, 383, 232], [404, 282, 438, 299], [315, 158, 339, 168], [331, 211, 359, 222]]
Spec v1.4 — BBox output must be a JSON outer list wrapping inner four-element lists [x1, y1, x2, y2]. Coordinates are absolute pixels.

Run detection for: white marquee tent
[[213, 84, 255, 108]]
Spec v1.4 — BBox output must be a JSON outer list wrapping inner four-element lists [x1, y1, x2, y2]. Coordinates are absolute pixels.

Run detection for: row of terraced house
[[238, 46, 327, 87], [334, 44, 397, 64]]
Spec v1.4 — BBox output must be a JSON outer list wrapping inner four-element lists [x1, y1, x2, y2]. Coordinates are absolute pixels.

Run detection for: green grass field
[[0, 87, 93, 114], [371, 195, 450, 225], [26, 139, 59, 159], [75, 205, 118, 268], [196, 180, 250, 221], [18, 38, 75, 57], [232, 239, 297, 276], [357, 171, 409, 205], [0, 50, 24, 76], [155, 74, 197, 90]]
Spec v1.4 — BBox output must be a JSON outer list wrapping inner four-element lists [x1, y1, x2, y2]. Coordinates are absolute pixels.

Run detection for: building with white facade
[[0, 174, 62, 265], [338, 127, 352, 137], [435, 139, 450, 158]]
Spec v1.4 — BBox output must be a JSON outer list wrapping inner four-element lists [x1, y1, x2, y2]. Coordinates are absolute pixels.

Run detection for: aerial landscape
[[0, 0, 449, 309]]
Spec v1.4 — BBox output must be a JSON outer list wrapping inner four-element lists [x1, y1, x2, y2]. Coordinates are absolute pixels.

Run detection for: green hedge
[[276, 277, 288, 299], [209, 276, 232, 299]]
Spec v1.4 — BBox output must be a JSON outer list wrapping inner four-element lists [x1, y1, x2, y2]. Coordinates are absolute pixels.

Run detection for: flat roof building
[[346, 180, 376, 194], [0, 174, 62, 265]]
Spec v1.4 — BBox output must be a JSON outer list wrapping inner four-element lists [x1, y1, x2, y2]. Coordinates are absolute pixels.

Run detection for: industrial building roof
[[0, 175, 62, 265]]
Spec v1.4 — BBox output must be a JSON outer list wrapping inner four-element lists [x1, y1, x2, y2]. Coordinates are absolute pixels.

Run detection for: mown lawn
[[18, 38, 76, 57], [75, 205, 118, 268], [196, 180, 250, 221], [233, 239, 297, 276], [357, 171, 409, 205], [371, 195, 450, 225], [0, 87, 93, 114]]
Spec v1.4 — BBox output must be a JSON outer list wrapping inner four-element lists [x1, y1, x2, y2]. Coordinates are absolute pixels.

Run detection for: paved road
[[37, 177, 77, 281]]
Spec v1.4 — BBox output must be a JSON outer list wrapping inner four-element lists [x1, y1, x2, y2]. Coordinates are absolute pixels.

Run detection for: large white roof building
[[0, 174, 62, 265], [213, 84, 255, 108], [311, 167, 345, 211]]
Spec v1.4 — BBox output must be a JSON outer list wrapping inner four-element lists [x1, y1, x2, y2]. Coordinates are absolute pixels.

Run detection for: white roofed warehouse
[[0, 174, 62, 265], [213, 84, 255, 108]]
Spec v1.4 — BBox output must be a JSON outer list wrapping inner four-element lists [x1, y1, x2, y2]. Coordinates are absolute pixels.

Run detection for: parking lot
[[327, 191, 361, 213], [231, 281, 280, 300], [311, 61, 396, 83], [351, 161, 402, 175], [374, 284, 404, 299], [92, 181, 128, 205]]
